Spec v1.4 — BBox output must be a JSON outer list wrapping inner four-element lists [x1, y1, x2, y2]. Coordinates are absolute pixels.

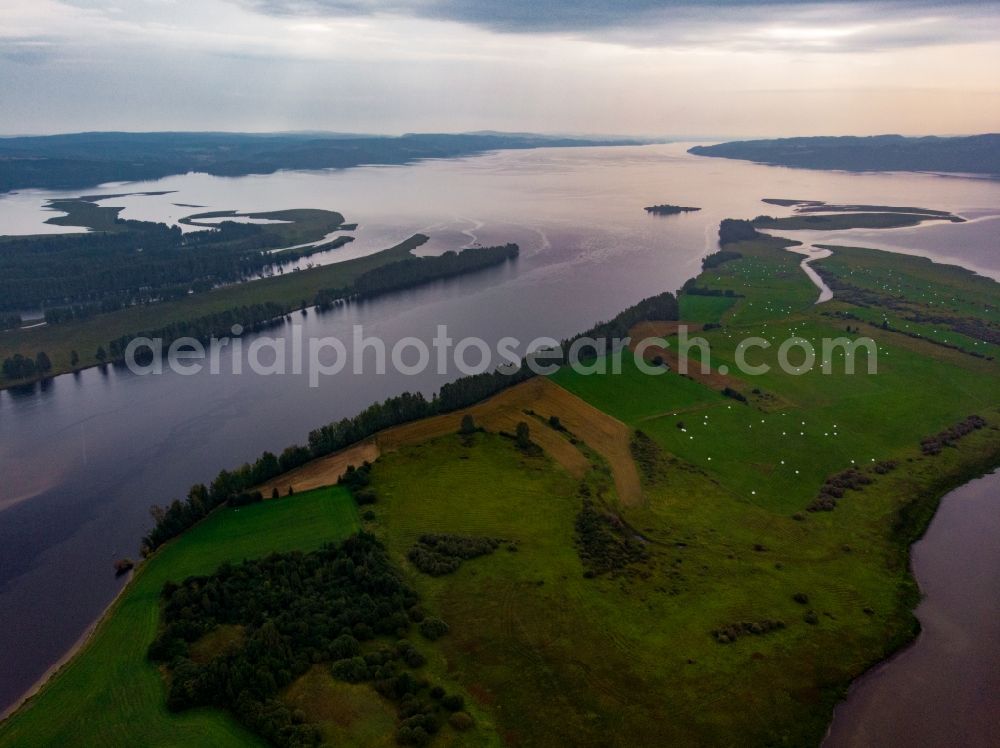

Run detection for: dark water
[[823, 471, 1000, 748], [1, 144, 999, 714]]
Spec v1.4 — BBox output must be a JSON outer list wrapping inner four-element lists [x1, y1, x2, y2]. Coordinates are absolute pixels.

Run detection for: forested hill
[[0, 131, 640, 192], [689, 134, 1000, 176]]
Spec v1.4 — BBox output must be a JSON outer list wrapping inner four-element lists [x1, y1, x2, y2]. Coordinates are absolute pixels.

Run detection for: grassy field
[[2, 233, 997, 747], [0, 234, 426, 384], [559, 238, 998, 513], [551, 352, 721, 424], [678, 293, 737, 324], [360, 418, 998, 747], [0, 487, 360, 748], [536, 237, 999, 743]]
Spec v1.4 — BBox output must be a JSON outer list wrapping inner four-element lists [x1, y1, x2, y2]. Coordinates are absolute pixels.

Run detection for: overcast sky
[[1, 0, 998, 137]]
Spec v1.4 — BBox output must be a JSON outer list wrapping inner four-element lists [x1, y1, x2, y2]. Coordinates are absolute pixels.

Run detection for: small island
[[644, 204, 701, 216], [750, 200, 964, 231]]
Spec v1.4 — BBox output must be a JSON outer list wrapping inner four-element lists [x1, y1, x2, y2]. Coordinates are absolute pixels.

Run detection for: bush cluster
[[680, 283, 739, 298], [701, 249, 743, 269], [574, 487, 649, 577], [329, 631, 464, 745], [920, 415, 988, 455], [148, 533, 420, 747], [718, 218, 764, 244], [339, 462, 376, 504], [721, 386, 747, 403], [712, 619, 785, 644], [407, 534, 503, 576], [807, 467, 875, 512], [630, 430, 668, 483]]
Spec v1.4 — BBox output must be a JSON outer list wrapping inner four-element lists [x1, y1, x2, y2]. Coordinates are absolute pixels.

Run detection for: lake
[[1, 143, 998, 715], [823, 470, 1000, 748]]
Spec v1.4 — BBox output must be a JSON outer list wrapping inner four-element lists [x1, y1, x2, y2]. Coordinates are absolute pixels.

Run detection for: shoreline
[[821, 466, 1000, 746], [0, 569, 133, 721], [2, 221, 996, 735], [5, 402, 998, 730]]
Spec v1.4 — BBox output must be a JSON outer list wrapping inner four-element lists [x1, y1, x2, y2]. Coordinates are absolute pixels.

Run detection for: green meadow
[[0, 487, 359, 748], [678, 293, 737, 324], [360, 422, 997, 746], [2, 233, 997, 747]]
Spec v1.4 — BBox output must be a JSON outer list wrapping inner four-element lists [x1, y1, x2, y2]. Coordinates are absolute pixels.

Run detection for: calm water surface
[[824, 471, 1000, 748], [1, 144, 999, 715]]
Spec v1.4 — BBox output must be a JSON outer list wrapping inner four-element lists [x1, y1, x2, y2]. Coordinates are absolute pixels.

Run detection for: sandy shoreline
[[0, 569, 134, 721]]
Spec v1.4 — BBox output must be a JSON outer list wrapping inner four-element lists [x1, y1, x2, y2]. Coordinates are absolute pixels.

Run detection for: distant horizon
[[2, 1, 997, 136], [1, 128, 998, 140]]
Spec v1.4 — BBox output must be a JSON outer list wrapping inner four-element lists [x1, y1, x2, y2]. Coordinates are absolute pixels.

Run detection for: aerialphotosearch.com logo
[[123, 324, 879, 387]]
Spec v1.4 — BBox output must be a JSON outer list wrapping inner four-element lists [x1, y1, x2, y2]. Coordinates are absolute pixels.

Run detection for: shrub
[[712, 619, 785, 644], [630, 430, 668, 483], [920, 415, 987, 455], [448, 711, 474, 731], [575, 491, 649, 577], [227, 490, 263, 507], [702, 249, 743, 269], [419, 618, 450, 641], [515, 421, 533, 451], [441, 694, 464, 712], [459, 414, 476, 436], [807, 467, 875, 512], [722, 386, 747, 403], [331, 634, 361, 660], [407, 534, 503, 576], [332, 656, 370, 683]]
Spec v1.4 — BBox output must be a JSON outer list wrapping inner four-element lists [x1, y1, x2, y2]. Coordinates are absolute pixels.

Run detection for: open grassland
[[557, 238, 998, 513], [550, 345, 721, 424], [362, 421, 999, 747], [4, 233, 998, 747], [0, 487, 360, 748], [0, 234, 425, 382], [813, 244, 1000, 359], [678, 293, 737, 324], [537, 237, 1000, 743]]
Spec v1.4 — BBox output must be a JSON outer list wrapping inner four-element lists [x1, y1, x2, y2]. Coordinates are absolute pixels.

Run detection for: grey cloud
[[240, 0, 1000, 39], [0, 38, 58, 65]]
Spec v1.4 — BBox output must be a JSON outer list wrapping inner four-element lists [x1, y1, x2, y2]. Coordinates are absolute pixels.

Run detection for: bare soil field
[[262, 377, 643, 505]]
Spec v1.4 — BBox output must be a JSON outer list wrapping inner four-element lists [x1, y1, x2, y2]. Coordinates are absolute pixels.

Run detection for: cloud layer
[[1, 0, 998, 136], [241, 0, 1000, 49]]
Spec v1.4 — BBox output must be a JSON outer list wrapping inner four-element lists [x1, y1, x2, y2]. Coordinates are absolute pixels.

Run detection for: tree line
[[141, 290, 680, 552], [0, 216, 341, 318], [313, 243, 518, 311], [90, 245, 518, 373], [701, 249, 743, 269], [1, 352, 51, 381], [718, 218, 763, 245]]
